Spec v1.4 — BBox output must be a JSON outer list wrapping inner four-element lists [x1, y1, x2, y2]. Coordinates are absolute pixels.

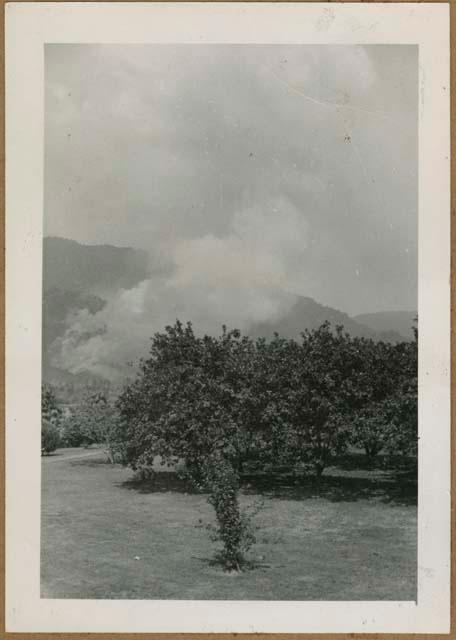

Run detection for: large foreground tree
[[117, 321, 260, 569]]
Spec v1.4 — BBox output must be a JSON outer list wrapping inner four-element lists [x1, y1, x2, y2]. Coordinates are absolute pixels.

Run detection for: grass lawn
[[41, 448, 416, 600]]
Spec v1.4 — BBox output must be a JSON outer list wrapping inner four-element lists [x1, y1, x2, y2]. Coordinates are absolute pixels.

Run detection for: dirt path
[[42, 449, 107, 463]]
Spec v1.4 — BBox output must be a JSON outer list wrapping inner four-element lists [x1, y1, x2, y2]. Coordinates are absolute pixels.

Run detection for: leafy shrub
[[383, 391, 418, 468], [351, 406, 390, 459], [41, 419, 60, 455], [60, 390, 120, 461], [42, 385, 63, 430], [41, 385, 63, 454], [61, 416, 86, 447]]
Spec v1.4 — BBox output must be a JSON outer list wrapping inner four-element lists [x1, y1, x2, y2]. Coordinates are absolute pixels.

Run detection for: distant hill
[[354, 311, 417, 340], [42, 238, 413, 387], [250, 296, 406, 343], [43, 236, 149, 296]]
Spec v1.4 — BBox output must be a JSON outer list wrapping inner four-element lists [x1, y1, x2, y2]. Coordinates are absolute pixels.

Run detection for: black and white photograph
[[5, 2, 451, 634], [41, 42, 419, 601]]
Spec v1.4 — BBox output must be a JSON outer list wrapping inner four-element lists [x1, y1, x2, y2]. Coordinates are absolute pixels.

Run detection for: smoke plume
[[51, 197, 307, 380]]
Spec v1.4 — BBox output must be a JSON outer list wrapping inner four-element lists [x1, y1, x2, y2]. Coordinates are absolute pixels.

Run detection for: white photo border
[[5, 2, 451, 633]]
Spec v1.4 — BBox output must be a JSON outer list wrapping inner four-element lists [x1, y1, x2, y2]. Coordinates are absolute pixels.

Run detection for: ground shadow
[[240, 471, 417, 506], [118, 470, 198, 494], [117, 467, 416, 506], [69, 457, 113, 468], [190, 554, 272, 572], [335, 451, 417, 476], [334, 451, 388, 472]]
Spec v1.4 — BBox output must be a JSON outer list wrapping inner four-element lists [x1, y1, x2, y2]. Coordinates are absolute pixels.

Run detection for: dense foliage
[[41, 385, 63, 454], [350, 328, 418, 462], [115, 320, 418, 569], [62, 390, 119, 461], [42, 384, 63, 428], [41, 419, 61, 454]]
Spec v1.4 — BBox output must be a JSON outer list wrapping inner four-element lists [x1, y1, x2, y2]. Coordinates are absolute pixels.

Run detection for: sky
[[45, 44, 418, 319]]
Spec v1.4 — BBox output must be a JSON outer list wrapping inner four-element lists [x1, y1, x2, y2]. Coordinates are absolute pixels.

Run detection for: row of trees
[[41, 387, 117, 456], [114, 320, 417, 570], [116, 322, 417, 473], [42, 320, 417, 570]]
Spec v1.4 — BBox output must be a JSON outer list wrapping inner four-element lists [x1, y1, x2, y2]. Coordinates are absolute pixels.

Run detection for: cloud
[[45, 46, 417, 263]]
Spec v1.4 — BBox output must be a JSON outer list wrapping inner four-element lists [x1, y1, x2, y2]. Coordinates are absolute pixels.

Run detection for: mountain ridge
[[42, 237, 416, 385], [43, 236, 149, 296], [354, 311, 416, 340], [249, 296, 407, 343]]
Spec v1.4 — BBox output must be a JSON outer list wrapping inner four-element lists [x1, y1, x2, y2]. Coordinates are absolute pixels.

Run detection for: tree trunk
[[206, 453, 244, 571], [314, 462, 325, 494]]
